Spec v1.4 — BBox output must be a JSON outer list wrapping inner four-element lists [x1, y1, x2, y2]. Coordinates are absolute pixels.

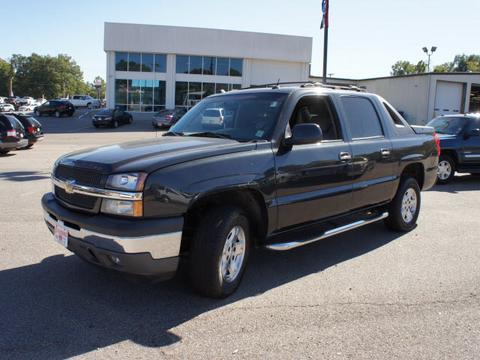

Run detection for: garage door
[[434, 81, 464, 117]]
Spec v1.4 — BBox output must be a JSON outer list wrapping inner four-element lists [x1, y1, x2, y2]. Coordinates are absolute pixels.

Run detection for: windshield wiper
[[187, 132, 233, 140], [163, 131, 184, 136]]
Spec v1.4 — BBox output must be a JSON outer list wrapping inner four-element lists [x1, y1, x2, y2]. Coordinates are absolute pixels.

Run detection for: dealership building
[[104, 22, 312, 111]]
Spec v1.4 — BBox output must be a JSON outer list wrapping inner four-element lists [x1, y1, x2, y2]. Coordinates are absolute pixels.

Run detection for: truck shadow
[[0, 171, 50, 182], [0, 222, 401, 359], [429, 175, 480, 193]]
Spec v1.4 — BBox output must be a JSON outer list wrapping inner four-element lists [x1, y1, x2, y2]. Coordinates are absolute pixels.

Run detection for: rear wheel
[[189, 206, 250, 298], [437, 154, 455, 184], [0, 149, 10, 155], [112, 120, 119, 128], [128, 116, 133, 124], [25, 144, 34, 149], [385, 177, 421, 232]]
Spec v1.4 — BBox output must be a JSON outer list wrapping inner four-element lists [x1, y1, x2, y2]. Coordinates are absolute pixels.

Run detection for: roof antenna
[[272, 78, 281, 89]]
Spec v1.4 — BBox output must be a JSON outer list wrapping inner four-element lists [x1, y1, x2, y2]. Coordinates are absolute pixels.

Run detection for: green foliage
[[391, 60, 427, 76], [433, 54, 480, 73], [0, 58, 12, 95], [1, 53, 92, 98], [86, 76, 106, 99]]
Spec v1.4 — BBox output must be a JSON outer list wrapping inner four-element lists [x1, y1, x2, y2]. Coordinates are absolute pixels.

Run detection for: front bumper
[[42, 193, 183, 278]]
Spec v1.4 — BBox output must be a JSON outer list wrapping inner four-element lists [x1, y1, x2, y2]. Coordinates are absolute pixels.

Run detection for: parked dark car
[[152, 108, 187, 128], [34, 100, 75, 118], [10, 113, 44, 148], [42, 84, 439, 298], [427, 114, 480, 183], [92, 108, 133, 128], [0, 114, 28, 154]]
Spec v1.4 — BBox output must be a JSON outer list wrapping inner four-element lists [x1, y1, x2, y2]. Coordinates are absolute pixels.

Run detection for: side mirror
[[284, 123, 323, 146], [468, 128, 480, 137]]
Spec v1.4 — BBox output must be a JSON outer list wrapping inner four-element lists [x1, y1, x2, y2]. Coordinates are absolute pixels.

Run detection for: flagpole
[[322, 26, 328, 84], [322, 0, 329, 84]]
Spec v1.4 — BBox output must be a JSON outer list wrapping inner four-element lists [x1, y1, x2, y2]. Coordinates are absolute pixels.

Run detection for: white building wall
[[249, 59, 309, 86]]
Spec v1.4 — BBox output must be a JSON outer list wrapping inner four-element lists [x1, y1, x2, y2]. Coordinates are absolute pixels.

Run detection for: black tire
[[35, 110, 42, 117], [0, 149, 10, 155], [128, 116, 133, 124], [189, 206, 251, 298], [385, 177, 421, 232], [93, 124, 99, 128], [55, 110, 61, 118], [437, 154, 455, 184], [112, 120, 119, 128], [87, 103, 92, 109], [25, 144, 34, 149], [68, 112, 74, 117]]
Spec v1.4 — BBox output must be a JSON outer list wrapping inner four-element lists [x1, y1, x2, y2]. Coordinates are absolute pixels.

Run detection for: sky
[[1, 0, 479, 82]]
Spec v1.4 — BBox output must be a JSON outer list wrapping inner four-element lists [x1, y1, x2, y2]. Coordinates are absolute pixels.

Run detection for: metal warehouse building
[[104, 22, 312, 111], [311, 73, 480, 125]]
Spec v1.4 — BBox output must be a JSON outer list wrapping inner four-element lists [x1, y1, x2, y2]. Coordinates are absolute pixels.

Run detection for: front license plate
[[54, 221, 69, 248]]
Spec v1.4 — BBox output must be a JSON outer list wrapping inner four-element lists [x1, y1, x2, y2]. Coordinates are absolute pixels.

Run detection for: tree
[[434, 54, 480, 73], [391, 60, 427, 76], [5, 53, 90, 98], [0, 58, 11, 96]]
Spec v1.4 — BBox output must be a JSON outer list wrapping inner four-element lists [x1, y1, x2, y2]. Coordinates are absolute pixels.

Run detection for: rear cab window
[[382, 101, 414, 136], [340, 96, 384, 140]]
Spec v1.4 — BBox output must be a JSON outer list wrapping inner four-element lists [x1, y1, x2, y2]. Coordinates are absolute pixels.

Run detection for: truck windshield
[[168, 92, 288, 142], [427, 117, 466, 135]]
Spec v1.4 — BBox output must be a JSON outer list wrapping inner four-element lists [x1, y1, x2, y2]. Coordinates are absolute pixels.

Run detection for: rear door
[[275, 95, 354, 229], [338, 95, 395, 210]]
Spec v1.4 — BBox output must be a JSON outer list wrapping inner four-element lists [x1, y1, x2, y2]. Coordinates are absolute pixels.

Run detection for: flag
[[320, 0, 329, 29]]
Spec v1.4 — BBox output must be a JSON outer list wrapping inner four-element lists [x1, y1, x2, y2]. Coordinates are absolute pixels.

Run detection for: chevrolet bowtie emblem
[[64, 180, 76, 194]]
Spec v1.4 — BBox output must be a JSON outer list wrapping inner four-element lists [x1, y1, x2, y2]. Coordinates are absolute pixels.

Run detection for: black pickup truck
[[427, 114, 480, 183], [42, 84, 439, 297]]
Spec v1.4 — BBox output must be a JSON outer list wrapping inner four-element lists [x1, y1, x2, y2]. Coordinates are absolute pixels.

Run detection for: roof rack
[[241, 81, 365, 92]]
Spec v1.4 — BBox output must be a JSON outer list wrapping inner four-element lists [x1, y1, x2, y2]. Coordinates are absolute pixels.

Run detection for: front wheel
[[55, 111, 61, 118], [128, 116, 133, 124], [35, 110, 41, 117], [384, 177, 421, 232], [112, 120, 119, 128], [437, 154, 455, 184], [189, 206, 250, 298]]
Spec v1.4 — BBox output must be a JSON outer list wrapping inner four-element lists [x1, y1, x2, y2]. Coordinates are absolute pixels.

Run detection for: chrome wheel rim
[[219, 225, 246, 283], [437, 160, 452, 180], [401, 188, 417, 223]]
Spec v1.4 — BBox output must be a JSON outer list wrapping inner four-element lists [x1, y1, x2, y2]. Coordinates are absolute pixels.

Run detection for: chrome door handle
[[339, 152, 352, 161], [380, 149, 391, 157]]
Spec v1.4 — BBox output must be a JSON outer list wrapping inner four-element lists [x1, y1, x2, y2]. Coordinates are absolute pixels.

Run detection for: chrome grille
[[55, 164, 105, 187], [55, 186, 98, 210]]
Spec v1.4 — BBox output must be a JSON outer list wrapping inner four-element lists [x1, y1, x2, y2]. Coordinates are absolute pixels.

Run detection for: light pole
[[422, 46, 437, 72]]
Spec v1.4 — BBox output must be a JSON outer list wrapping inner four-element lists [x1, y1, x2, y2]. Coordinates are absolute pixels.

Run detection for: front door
[[275, 95, 353, 230], [462, 118, 480, 164]]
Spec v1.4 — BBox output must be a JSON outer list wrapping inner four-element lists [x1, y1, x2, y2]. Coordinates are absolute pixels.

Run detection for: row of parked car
[[0, 113, 43, 155]]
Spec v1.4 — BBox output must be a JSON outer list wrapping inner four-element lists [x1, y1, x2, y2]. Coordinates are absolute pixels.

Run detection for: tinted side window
[[289, 96, 342, 141], [341, 97, 383, 139]]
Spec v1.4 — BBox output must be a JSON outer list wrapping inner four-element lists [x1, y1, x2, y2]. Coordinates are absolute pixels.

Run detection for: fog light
[[110, 255, 121, 264]]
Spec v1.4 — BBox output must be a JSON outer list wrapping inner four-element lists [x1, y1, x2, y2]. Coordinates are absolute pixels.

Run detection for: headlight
[[106, 173, 147, 191], [101, 199, 143, 217]]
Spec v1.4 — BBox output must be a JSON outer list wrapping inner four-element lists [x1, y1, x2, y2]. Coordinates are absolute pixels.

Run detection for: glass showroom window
[[189, 56, 203, 74], [141, 54, 154, 72], [216, 83, 229, 93], [203, 82, 215, 97], [142, 80, 154, 111], [155, 54, 166, 73], [176, 55, 189, 74], [153, 81, 166, 111], [229, 58, 243, 76], [128, 79, 142, 111], [175, 82, 189, 106], [115, 79, 128, 106], [203, 57, 216, 75], [216, 58, 229, 76], [128, 53, 141, 72], [115, 52, 128, 71]]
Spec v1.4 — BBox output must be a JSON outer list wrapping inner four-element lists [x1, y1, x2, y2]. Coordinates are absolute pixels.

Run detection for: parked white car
[[18, 104, 37, 112], [0, 97, 5, 104], [68, 95, 100, 108], [18, 97, 35, 106], [201, 108, 225, 126], [0, 103, 15, 112]]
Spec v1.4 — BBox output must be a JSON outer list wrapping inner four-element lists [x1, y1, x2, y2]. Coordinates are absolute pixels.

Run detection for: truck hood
[[58, 136, 258, 174]]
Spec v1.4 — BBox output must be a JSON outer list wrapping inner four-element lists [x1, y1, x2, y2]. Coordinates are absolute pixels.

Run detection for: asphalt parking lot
[[0, 109, 479, 359]]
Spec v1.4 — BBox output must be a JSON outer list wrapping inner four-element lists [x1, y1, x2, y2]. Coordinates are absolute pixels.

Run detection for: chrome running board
[[265, 212, 389, 251]]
